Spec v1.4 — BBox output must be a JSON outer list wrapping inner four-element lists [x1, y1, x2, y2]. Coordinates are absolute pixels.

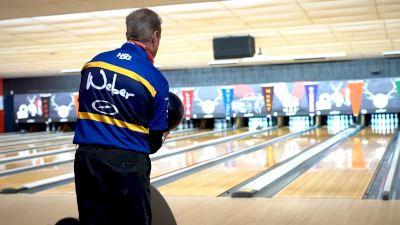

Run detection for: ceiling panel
[[309, 42, 351, 52], [393, 39, 400, 48], [351, 40, 392, 51]]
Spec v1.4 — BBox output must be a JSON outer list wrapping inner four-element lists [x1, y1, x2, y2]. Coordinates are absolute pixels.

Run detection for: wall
[[162, 58, 400, 87], [3, 58, 399, 94], [2, 57, 400, 131], [3, 75, 81, 95]]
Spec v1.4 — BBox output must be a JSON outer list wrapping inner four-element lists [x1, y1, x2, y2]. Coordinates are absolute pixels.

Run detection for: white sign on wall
[[0, 96, 3, 110]]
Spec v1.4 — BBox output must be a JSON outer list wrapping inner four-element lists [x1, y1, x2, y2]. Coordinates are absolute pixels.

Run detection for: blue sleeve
[[148, 84, 169, 131]]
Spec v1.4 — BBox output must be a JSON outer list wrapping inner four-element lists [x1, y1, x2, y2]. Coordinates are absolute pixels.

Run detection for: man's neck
[[127, 40, 154, 64]]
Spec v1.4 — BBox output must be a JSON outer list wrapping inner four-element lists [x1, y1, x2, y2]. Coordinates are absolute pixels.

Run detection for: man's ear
[[151, 31, 159, 45]]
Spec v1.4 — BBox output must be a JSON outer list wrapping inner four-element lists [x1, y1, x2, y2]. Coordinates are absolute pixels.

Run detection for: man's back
[[73, 42, 169, 153]]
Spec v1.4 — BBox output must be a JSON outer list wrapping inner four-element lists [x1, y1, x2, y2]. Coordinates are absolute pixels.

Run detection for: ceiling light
[[293, 56, 326, 61], [293, 52, 347, 60], [208, 59, 239, 66], [242, 52, 347, 63], [382, 51, 400, 57], [241, 54, 269, 63], [61, 68, 81, 73]]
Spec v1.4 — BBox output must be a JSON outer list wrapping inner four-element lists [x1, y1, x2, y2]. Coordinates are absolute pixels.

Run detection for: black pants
[[74, 145, 151, 225]]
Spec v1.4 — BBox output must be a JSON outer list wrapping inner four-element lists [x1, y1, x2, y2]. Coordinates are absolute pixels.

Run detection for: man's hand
[[148, 130, 169, 154], [162, 130, 170, 142]]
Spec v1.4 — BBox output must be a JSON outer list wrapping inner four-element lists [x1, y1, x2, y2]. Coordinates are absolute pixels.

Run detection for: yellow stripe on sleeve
[[83, 61, 157, 97], [78, 112, 149, 134]]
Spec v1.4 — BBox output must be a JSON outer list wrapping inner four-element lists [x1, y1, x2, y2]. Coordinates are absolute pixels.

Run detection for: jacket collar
[[122, 41, 154, 64]]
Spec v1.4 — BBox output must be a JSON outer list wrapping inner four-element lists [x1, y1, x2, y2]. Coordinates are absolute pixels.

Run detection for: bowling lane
[[0, 131, 72, 142], [0, 128, 250, 189], [275, 127, 392, 199], [0, 129, 207, 153], [156, 127, 332, 197], [0, 142, 74, 159], [158, 128, 248, 151], [0, 131, 64, 142], [168, 129, 211, 138], [0, 129, 210, 153], [151, 127, 291, 178], [1, 128, 247, 172], [37, 127, 290, 194], [0, 151, 75, 172], [0, 163, 73, 189], [0, 138, 73, 153], [38, 182, 76, 194], [0, 133, 74, 149], [0, 129, 209, 154]]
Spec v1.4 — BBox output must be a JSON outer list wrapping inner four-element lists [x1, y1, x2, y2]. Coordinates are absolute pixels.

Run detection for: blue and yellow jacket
[[73, 42, 169, 153]]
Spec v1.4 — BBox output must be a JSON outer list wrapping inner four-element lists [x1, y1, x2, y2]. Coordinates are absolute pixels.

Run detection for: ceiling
[[0, 0, 399, 78]]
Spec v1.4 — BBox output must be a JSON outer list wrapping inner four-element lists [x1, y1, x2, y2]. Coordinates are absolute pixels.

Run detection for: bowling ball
[[55, 217, 79, 225], [167, 92, 184, 130]]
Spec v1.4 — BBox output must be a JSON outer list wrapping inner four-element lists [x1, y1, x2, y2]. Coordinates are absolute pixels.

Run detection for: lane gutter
[[363, 128, 399, 199], [230, 126, 361, 198], [150, 126, 316, 188], [1, 127, 276, 193]]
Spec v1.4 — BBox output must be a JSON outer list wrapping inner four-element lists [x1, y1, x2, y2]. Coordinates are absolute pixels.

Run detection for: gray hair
[[126, 8, 162, 42]]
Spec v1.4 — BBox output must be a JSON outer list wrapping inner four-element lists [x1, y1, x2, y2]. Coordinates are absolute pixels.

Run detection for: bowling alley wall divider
[[0, 79, 4, 132], [9, 77, 400, 125]]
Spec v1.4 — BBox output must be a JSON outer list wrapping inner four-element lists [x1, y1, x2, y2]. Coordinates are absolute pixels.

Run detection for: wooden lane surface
[[0, 128, 247, 190], [0, 128, 231, 172], [2, 194, 400, 225], [0, 131, 66, 141], [0, 142, 74, 159], [157, 127, 332, 197], [38, 128, 275, 194], [0, 138, 72, 153], [0, 134, 74, 149], [0, 132, 72, 143], [0, 163, 73, 189], [0, 129, 205, 152], [0, 151, 75, 172], [160, 128, 248, 150], [151, 127, 289, 178], [0, 129, 199, 141], [39, 182, 76, 194], [168, 129, 211, 138], [275, 127, 393, 199]]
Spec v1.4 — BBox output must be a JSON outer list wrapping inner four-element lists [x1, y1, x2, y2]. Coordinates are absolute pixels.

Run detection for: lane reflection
[[151, 128, 290, 178], [157, 127, 332, 196], [275, 127, 392, 199]]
